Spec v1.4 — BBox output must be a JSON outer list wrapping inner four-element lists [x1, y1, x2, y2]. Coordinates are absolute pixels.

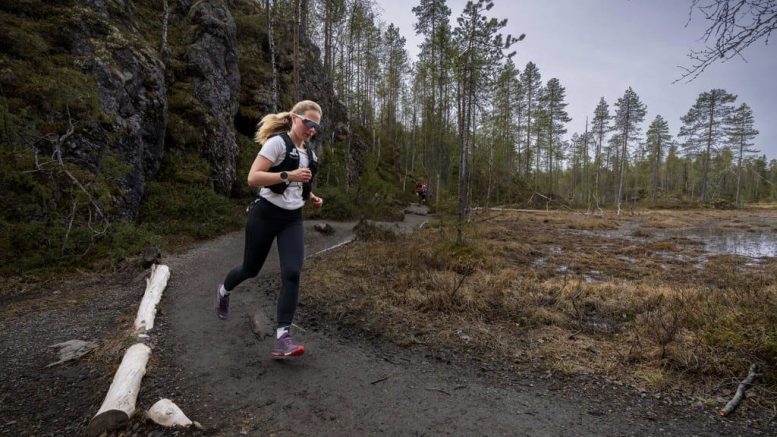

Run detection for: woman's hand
[[289, 168, 312, 183], [310, 193, 323, 208]]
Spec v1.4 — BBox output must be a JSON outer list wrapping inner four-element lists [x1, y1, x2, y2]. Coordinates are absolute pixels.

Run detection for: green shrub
[[139, 181, 244, 238]]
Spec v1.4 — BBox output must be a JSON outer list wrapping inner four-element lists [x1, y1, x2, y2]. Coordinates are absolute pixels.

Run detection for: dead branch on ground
[[720, 363, 761, 416]]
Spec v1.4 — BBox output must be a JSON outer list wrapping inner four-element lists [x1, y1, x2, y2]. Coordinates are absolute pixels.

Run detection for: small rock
[[46, 340, 98, 367], [147, 399, 193, 428], [313, 223, 335, 235], [142, 246, 162, 268], [250, 311, 274, 339]]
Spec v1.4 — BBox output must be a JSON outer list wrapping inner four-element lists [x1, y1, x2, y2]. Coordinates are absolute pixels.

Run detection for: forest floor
[[1, 206, 775, 436]]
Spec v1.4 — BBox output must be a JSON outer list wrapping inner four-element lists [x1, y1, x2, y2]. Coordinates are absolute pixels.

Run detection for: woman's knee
[[243, 266, 261, 279], [281, 268, 301, 284]]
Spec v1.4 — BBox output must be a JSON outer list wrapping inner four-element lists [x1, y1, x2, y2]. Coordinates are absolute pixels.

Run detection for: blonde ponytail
[[255, 112, 293, 144]]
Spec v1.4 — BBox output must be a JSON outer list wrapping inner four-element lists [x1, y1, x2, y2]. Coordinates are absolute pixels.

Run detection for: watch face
[[280, 171, 288, 180]]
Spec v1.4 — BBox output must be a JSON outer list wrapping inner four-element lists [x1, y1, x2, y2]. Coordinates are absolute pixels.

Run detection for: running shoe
[[215, 284, 229, 320], [272, 331, 305, 358]]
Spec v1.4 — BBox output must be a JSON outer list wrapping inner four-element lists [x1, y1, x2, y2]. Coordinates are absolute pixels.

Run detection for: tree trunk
[[266, 0, 278, 112], [701, 101, 716, 202], [582, 119, 590, 205], [736, 136, 744, 205], [293, 0, 301, 102], [617, 110, 630, 215], [525, 90, 533, 178], [652, 139, 661, 205], [323, 2, 331, 74], [300, 0, 308, 37]]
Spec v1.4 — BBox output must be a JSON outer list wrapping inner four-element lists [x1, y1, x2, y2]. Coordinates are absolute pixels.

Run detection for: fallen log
[[134, 264, 170, 332], [720, 364, 761, 416], [86, 343, 152, 436]]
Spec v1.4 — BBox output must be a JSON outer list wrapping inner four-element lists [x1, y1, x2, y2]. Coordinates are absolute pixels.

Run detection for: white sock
[[219, 284, 229, 297], [276, 326, 290, 339]]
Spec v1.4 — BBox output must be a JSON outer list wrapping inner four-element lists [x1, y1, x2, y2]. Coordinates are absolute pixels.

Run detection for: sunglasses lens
[[303, 119, 322, 133]]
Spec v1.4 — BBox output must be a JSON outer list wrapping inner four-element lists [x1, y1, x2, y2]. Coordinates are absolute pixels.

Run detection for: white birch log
[[147, 399, 193, 427], [86, 343, 152, 436], [134, 264, 170, 332]]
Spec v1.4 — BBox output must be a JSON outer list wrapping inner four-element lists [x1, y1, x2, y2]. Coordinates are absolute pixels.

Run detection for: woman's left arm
[[309, 193, 323, 208]]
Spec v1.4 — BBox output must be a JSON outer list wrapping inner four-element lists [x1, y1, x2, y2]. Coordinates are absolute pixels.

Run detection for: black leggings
[[224, 198, 304, 328]]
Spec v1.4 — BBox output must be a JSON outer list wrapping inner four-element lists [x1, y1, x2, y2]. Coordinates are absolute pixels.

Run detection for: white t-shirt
[[258, 134, 316, 210]]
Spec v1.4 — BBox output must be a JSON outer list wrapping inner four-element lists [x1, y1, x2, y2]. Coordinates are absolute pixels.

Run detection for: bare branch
[[678, 0, 777, 82], [62, 198, 78, 255]]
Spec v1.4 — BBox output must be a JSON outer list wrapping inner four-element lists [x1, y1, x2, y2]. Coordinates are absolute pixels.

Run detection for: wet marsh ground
[[305, 207, 777, 419]]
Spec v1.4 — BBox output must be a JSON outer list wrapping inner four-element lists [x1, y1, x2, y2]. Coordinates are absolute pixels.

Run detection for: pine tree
[[613, 87, 647, 214], [646, 115, 672, 204], [726, 102, 759, 205], [539, 77, 570, 194], [664, 143, 682, 197], [580, 120, 591, 205], [413, 0, 453, 197], [569, 132, 581, 200], [590, 97, 611, 205], [318, 0, 347, 78], [520, 62, 542, 178], [381, 24, 409, 137], [678, 89, 737, 202], [490, 60, 521, 203], [452, 0, 517, 244]]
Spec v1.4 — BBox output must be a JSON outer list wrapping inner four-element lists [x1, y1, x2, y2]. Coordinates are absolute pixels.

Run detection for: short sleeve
[[258, 135, 286, 166]]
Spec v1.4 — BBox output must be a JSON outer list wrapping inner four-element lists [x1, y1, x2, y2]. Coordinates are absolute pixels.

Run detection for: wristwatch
[[280, 171, 288, 181]]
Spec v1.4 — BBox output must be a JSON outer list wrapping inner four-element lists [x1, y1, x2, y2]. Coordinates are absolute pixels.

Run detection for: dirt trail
[[143, 208, 760, 436]]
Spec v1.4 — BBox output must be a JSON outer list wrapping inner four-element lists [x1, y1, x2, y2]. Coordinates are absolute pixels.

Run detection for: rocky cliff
[[0, 0, 365, 274]]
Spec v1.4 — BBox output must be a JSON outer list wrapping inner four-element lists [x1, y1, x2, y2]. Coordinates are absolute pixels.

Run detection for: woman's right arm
[[246, 155, 276, 187], [246, 155, 311, 188]]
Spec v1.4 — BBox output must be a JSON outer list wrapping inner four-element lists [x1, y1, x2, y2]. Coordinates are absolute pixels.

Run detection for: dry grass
[[304, 208, 777, 409]]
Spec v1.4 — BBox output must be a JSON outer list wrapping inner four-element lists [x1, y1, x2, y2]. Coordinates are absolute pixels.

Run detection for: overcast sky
[[377, 0, 777, 159]]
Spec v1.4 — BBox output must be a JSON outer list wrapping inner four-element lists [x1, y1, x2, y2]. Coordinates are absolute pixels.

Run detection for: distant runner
[[415, 179, 428, 205]]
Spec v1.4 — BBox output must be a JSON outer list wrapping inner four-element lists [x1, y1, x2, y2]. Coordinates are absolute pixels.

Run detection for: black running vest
[[265, 132, 318, 200]]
